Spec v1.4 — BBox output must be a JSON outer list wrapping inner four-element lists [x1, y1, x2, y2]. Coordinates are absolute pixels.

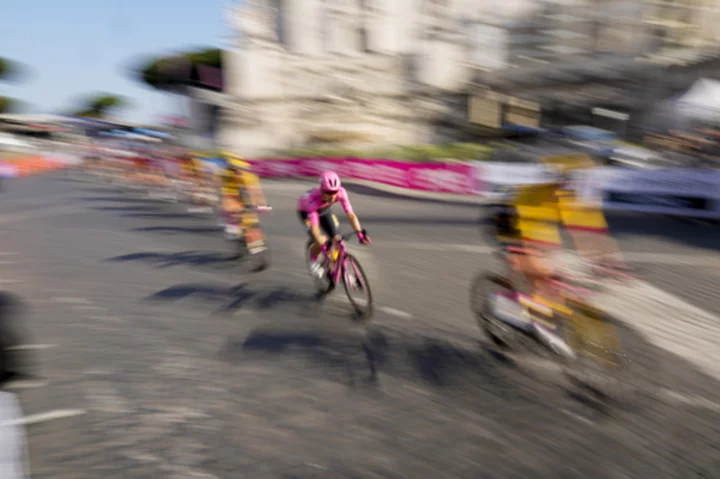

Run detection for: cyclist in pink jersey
[[298, 171, 370, 276]]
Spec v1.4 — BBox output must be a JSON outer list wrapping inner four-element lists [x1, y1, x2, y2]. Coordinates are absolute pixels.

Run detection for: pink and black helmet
[[320, 171, 341, 193]]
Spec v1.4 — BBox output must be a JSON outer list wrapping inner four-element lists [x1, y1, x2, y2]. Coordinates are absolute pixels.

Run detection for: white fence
[[476, 162, 720, 218]]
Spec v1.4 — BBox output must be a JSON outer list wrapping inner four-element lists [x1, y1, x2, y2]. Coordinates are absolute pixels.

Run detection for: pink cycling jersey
[[297, 187, 353, 226]]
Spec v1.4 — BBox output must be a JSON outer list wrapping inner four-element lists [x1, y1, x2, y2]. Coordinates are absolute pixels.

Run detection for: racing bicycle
[[225, 205, 273, 272], [305, 232, 373, 319], [470, 250, 631, 401]]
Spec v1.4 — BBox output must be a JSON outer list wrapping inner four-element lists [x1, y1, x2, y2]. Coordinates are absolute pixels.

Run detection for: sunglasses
[[322, 190, 339, 196]]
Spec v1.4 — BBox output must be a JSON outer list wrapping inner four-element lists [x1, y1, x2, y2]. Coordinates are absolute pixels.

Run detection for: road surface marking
[[373, 242, 720, 267], [326, 295, 412, 319], [379, 306, 413, 319], [621, 252, 720, 267], [598, 279, 720, 380], [1, 379, 49, 390], [659, 390, 720, 412], [6, 344, 57, 351], [275, 238, 720, 266], [561, 409, 594, 426], [11, 409, 87, 426]]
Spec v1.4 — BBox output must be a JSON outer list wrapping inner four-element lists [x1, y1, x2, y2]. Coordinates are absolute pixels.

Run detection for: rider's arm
[[338, 190, 363, 233], [243, 171, 266, 207], [248, 182, 266, 207], [347, 211, 363, 234]]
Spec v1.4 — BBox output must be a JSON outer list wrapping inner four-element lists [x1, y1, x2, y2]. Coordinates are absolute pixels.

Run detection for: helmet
[[320, 171, 341, 192], [541, 152, 594, 184], [543, 165, 572, 185], [224, 153, 250, 171]]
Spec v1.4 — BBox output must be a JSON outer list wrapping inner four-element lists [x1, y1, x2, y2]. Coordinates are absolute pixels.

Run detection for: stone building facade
[[210, 0, 720, 155], [216, 0, 526, 155]]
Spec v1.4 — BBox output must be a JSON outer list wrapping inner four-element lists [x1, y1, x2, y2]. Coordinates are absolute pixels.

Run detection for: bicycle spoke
[[342, 254, 373, 319]]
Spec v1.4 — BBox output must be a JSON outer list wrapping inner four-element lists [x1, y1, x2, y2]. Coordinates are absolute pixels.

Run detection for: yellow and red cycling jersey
[[511, 185, 608, 246], [218, 154, 260, 199], [510, 153, 607, 246]]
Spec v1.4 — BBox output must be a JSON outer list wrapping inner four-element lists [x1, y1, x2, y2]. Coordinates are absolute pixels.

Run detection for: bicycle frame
[[326, 235, 364, 288], [510, 274, 619, 366]]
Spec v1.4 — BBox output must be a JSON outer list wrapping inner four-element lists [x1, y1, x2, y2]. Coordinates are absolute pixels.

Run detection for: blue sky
[[1, 0, 230, 124]]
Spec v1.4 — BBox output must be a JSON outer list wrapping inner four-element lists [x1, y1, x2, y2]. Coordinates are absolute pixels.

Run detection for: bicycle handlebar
[[332, 232, 361, 243]]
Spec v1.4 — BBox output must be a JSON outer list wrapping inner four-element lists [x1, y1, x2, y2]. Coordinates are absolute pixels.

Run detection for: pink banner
[[245, 158, 480, 195]]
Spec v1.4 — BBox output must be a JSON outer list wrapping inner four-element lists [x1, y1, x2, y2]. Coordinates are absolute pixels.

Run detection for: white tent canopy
[[676, 78, 720, 123]]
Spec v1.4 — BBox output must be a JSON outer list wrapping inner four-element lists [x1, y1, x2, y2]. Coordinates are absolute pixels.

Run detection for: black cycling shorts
[[298, 210, 340, 238]]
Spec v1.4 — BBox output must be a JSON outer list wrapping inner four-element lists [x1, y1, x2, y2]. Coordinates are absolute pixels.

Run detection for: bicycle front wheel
[[562, 300, 632, 403], [342, 254, 373, 319]]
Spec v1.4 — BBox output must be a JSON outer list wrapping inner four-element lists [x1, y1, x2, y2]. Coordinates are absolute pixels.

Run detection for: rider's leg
[[319, 212, 342, 263], [222, 196, 245, 235], [298, 211, 328, 259], [509, 221, 565, 316], [523, 249, 559, 302]]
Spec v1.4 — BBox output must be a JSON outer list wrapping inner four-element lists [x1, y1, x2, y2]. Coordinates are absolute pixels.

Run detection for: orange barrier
[[0, 155, 67, 177]]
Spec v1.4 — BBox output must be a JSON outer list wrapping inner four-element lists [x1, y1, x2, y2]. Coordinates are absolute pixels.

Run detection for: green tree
[[0, 57, 27, 82], [135, 48, 223, 91], [70, 93, 129, 119], [0, 96, 16, 113], [0, 57, 14, 80]]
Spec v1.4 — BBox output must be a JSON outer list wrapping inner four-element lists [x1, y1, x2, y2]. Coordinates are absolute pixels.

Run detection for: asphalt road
[[2, 173, 720, 479]]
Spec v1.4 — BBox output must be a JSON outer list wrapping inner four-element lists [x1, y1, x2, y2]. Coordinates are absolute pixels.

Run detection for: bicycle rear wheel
[[342, 254, 373, 319], [470, 273, 526, 348], [244, 227, 270, 272]]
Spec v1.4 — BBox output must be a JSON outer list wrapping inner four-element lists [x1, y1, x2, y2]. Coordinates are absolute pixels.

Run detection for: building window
[[273, 0, 284, 44], [359, 27, 370, 52]]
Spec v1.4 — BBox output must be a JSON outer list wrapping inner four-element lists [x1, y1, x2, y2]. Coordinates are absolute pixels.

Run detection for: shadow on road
[[130, 226, 222, 236], [118, 212, 198, 220], [72, 186, 124, 194], [0, 292, 35, 387], [107, 251, 234, 269], [92, 205, 164, 213], [75, 195, 154, 204], [219, 324, 525, 394], [222, 325, 381, 386], [144, 281, 325, 317]]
